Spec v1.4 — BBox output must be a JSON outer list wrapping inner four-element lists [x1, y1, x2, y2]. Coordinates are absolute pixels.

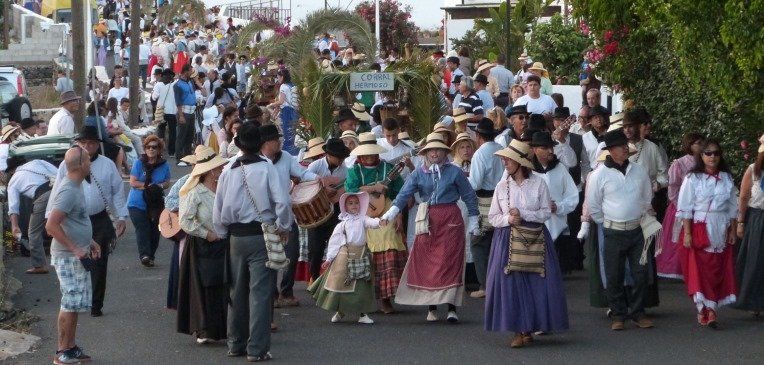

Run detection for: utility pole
[[128, 0, 141, 127], [71, 0, 87, 128], [505, 0, 511, 62], [2, 0, 10, 50]]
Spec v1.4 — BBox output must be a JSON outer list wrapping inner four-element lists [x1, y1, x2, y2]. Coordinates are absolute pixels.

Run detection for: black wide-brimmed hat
[[529, 131, 556, 148], [507, 105, 528, 117], [475, 118, 497, 137], [528, 113, 546, 131], [553, 107, 570, 119], [74, 126, 103, 142], [234, 122, 261, 152], [588, 105, 610, 118], [474, 74, 489, 85], [603, 129, 629, 149], [258, 124, 281, 142], [334, 108, 359, 124], [322, 137, 350, 159]]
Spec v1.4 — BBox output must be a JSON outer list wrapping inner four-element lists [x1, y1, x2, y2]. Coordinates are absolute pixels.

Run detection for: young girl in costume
[[308, 192, 387, 324]]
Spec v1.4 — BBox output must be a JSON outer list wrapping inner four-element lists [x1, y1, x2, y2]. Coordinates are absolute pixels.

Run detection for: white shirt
[[676, 172, 738, 252], [214, 158, 294, 235], [279, 83, 297, 109], [377, 138, 414, 178], [7, 160, 57, 215], [582, 130, 602, 170], [586, 162, 653, 224], [108, 86, 129, 102], [469, 141, 504, 191], [554, 138, 578, 169], [50, 155, 129, 220], [47, 108, 75, 135], [533, 163, 579, 240], [630, 139, 668, 187], [307, 157, 348, 179], [513, 94, 557, 115], [138, 43, 151, 64], [151, 81, 177, 115]]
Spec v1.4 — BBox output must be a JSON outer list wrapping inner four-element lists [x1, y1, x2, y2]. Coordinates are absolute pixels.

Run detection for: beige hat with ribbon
[[475, 59, 495, 73], [303, 137, 327, 160], [350, 132, 388, 156], [494, 139, 534, 169], [351, 102, 371, 121], [418, 133, 451, 155], [452, 107, 474, 124], [451, 132, 477, 151]]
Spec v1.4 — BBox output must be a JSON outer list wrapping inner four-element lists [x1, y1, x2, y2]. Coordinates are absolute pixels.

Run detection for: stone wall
[[21, 64, 57, 87]]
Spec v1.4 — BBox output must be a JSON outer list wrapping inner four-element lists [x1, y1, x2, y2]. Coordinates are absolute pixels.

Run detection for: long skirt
[[280, 106, 300, 156], [308, 246, 376, 315], [680, 243, 737, 313], [395, 204, 465, 306], [176, 236, 228, 340], [372, 250, 408, 300], [587, 223, 660, 308], [656, 202, 683, 279], [485, 225, 569, 332], [734, 207, 764, 311], [166, 241, 181, 309]]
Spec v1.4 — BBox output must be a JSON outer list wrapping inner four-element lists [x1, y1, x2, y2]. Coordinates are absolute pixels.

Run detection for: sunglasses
[[146, 144, 160, 150], [703, 150, 721, 157]]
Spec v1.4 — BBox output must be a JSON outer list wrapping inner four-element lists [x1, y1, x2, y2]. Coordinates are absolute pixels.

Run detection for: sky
[[203, 0, 445, 29]]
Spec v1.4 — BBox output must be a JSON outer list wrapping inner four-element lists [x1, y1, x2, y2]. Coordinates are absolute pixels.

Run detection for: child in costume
[[308, 192, 386, 324]]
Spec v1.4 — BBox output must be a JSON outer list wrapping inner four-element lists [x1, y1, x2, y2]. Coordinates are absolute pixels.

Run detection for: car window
[[0, 82, 17, 104]]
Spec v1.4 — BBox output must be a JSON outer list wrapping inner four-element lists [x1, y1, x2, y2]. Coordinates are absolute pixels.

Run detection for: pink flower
[[744, 153, 750, 161], [603, 41, 618, 56], [741, 140, 749, 149], [604, 30, 614, 42]]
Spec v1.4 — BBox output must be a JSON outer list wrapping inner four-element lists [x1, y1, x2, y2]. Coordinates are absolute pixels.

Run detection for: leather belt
[[603, 219, 640, 231]]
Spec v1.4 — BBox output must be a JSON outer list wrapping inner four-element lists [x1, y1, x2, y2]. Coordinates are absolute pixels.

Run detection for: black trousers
[[307, 207, 340, 281], [157, 114, 177, 156], [90, 210, 116, 311], [603, 227, 648, 321]]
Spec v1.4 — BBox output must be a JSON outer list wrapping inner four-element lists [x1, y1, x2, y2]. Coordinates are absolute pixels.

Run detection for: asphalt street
[[4, 165, 763, 364]]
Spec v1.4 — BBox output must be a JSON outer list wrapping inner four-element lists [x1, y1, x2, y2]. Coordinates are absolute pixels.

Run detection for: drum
[[291, 180, 334, 228]]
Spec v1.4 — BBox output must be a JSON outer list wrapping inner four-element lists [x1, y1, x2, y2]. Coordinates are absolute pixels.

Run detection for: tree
[[355, 0, 419, 54], [526, 14, 592, 84], [129, 0, 141, 127]]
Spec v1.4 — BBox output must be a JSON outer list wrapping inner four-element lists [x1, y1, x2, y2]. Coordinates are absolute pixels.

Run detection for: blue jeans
[[228, 234, 274, 357], [129, 208, 160, 260]]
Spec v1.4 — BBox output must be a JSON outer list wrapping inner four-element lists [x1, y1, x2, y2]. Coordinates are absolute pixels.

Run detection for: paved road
[[4, 165, 763, 364]]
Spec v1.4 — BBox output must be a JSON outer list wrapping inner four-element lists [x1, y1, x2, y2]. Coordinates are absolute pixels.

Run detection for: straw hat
[[1, 125, 20, 142], [351, 102, 371, 121], [351, 132, 388, 156], [517, 52, 529, 61], [475, 59, 495, 73], [398, 131, 416, 147], [267, 61, 279, 71], [179, 146, 228, 197], [418, 133, 451, 155], [352, 53, 367, 61], [494, 139, 534, 169], [529, 62, 549, 78], [189, 145, 227, 177], [433, 121, 456, 142], [607, 121, 623, 132], [452, 107, 473, 124], [303, 137, 327, 160], [340, 130, 359, 142], [610, 112, 625, 124], [451, 132, 476, 151]]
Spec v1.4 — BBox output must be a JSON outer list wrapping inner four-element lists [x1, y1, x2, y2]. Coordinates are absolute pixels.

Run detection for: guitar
[[366, 147, 420, 217], [158, 209, 184, 241]]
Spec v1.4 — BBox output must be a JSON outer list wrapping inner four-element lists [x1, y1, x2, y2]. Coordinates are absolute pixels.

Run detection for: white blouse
[[325, 213, 380, 262], [488, 173, 552, 228], [676, 172, 738, 252]]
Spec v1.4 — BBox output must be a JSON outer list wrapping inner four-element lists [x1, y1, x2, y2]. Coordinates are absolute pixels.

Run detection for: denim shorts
[[52, 256, 92, 312]]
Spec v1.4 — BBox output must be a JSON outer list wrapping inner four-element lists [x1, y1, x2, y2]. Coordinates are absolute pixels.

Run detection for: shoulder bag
[[240, 164, 290, 270]]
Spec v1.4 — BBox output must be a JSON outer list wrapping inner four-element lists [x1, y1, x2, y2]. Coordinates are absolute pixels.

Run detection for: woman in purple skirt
[[485, 139, 569, 348]]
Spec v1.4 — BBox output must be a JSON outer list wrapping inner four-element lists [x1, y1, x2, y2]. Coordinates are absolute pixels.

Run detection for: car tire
[[7, 96, 32, 123]]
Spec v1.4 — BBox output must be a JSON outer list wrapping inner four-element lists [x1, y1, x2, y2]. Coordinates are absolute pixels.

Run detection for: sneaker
[[177, 161, 189, 167], [140, 256, 151, 267], [358, 314, 374, 324], [633, 316, 654, 329], [69, 346, 91, 362], [331, 312, 344, 323], [469, 290, 486, 298], [446, 311, 459, 323], [246, 351, 272, 362], [53, 348, 81, 364], [611, 320, 625, 330], [426, 310, 438, 322], [196, 337, 213, 345]]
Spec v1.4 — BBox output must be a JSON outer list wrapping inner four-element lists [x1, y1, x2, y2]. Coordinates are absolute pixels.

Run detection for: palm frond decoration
[[230, 21, 274, 55], [149, 0, 207, 26]]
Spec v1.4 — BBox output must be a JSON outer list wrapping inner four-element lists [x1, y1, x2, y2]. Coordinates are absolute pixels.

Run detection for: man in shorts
[[46, 147, 101, 364]]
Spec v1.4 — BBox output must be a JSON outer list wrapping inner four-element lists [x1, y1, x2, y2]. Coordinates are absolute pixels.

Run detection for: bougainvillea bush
[[355, 0, 419, 54]]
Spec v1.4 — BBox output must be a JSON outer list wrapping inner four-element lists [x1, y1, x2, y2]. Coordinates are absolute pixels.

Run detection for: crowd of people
[[0, 2, 763, 364]]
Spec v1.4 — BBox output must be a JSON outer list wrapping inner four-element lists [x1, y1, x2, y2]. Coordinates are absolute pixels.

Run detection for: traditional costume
[[308, 192, 379, 323], [735, 160, 764, 314], [382, 133, 479, 322], [177, 146, 229, 342], [677, 171, 738, 324], [345, 133, 406, 310], [657, 154, 695, 279], [484, 139, 569, 345]]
